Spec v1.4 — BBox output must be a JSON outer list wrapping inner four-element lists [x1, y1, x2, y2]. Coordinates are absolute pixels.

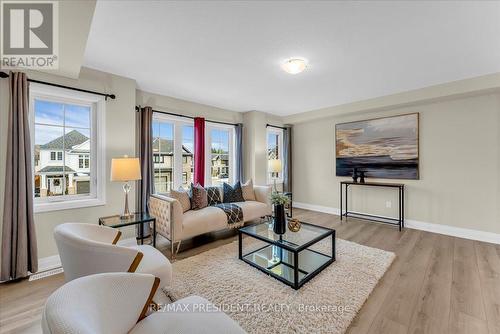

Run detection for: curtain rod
[[266, 123, 288, 130], [0, 71, 116, 100], [135, 106, 239, 127]]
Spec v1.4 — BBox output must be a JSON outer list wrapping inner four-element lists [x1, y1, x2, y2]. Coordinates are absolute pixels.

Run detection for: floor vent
[[29, 267, 64, 281]]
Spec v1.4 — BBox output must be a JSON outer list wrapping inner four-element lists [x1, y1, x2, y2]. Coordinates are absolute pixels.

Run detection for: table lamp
[[111, 156, 141, 219], [268, 159, 282, 193]]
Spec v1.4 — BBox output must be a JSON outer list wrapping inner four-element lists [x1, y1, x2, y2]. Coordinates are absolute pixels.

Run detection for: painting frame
[[335, 112, 420, 180]]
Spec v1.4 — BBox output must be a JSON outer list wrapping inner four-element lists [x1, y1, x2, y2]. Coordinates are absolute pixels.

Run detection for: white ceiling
[[83, 1, 500, 116]]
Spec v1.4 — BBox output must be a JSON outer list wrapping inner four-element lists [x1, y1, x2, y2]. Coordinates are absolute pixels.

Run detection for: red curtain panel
[[194, 117, 205, 186]]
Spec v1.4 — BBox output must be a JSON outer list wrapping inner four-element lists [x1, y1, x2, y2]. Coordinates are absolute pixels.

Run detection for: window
[[207, 126, 234, 187], [152, 114, 236, 192], [182, 125, 194, 188], [267, 127, 284, 183], [30, 83, 105, 212], [79, 154, 89, 169], [152, 119, 174, 193]]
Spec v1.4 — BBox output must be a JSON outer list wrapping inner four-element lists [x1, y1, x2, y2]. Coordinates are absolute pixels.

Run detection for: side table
[[99, 212, 156, 247]]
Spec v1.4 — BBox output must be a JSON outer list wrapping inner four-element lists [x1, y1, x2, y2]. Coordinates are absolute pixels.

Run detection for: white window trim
[[266, 127, 284, 185], [152, 114, 236, 189], [205, 123, 235, 187], [30, 83, 106, 213], [152, 113, 194, 191]]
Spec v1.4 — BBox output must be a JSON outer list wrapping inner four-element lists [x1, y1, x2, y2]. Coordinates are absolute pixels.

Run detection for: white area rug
[[164, 238, 395, 334]]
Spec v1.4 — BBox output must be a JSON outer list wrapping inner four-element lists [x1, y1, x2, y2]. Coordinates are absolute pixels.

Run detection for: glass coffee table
[[238, 221, 335, 290]]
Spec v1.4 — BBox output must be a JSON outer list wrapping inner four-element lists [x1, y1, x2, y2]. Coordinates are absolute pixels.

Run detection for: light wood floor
[[1, 208, 499, 334]]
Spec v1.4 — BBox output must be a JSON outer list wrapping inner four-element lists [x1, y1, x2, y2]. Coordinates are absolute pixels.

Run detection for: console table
[[339, 181, 405, 231]]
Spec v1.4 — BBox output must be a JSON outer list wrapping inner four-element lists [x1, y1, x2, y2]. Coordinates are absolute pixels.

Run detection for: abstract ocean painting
[[335, 113, 419, 179]]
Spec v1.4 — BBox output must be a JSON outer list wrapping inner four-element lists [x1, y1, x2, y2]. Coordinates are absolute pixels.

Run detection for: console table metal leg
[[402, 186, 405, 228], [398, 187, 402, 231], [345, 184, 348, 221], [340, 183, 343, 221]]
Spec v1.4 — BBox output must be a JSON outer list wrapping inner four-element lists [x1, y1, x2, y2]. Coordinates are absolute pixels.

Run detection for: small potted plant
[[270, 192, 290, 234]]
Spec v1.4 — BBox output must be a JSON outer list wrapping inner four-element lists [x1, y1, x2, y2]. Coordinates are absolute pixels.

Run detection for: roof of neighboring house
[[153, 138, 192, 155], [40, 130, 88, 150], [38, 166, 76, 173]]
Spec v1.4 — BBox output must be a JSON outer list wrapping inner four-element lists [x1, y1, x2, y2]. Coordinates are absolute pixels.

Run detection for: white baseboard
[[37, 254, 61, 272], [293, 202, 500, 245], [293, 202, 340, 216]]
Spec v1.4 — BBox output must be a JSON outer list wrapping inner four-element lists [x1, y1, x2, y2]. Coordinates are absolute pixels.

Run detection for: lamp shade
[[268, 159, 282, 173], [110, 157, 141, 182]]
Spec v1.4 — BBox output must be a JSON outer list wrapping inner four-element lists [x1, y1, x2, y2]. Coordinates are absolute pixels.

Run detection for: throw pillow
[[169, 189, 191, 213], [206, 186, 222, 206], [223, 181, 245, 203], [191, 183, 208, 210], [241, 179, 256, 201]]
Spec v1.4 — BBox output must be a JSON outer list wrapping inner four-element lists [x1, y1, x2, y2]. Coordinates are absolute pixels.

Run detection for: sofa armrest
[[149, 195, 183, 242], [253, 185, 271, 209]]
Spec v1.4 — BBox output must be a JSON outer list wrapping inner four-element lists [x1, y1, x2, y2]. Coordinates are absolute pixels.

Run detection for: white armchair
[[42, 273, 246, 334], [54, 223, 172, 294]]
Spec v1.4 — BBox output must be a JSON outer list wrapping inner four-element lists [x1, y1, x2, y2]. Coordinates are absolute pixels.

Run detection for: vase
[[273, 204, 287, 234]]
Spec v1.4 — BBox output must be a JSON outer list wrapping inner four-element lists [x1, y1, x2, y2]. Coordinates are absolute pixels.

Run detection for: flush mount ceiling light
[[281, 58, 308, 74]]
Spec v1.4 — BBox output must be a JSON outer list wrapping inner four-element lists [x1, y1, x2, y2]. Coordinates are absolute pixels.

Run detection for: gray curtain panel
[[137, 106, 154, 237], [283, 126, 292, 193], [235, 123, 243, 183], [1, 72, 38, 281]]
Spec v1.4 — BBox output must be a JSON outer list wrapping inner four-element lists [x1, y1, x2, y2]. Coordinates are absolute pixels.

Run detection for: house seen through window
[[34, 99, 92, 198], [151, 114, 234, 193]]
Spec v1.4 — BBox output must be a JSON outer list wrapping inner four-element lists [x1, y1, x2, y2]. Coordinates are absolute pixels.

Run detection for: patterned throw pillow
[[223, 182, 245, 203], [191, 183, 208, 210], [206, 187, 222, 206], [169, 189, 191, 212], [241, 179, 256, 201]]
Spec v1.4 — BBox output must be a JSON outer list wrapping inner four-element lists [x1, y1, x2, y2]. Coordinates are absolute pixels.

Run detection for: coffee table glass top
[[239, 221, 333, 251]]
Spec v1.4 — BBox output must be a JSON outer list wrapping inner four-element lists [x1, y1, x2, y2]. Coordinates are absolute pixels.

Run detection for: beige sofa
[[149, 185, 272, 257]]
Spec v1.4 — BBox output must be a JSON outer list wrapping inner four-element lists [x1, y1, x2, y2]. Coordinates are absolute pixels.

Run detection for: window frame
[[205, 123, 235, 187], [29, 83, 106, 213], [152, 113, 195, 192], [266, 127, 284, 185]]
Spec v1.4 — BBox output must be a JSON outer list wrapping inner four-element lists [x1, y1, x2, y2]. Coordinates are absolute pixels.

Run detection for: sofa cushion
[[191, 183, 208, 210], [222, 182, 244, 203], [241, 180, 256, 201], [233, 201, 272, 222], [169, 189, 191, 213], [182, 207, 228, 239], [206, 186, 222, 206]]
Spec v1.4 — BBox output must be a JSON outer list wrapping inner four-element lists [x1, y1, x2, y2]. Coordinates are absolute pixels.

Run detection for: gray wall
[[292, 93, 500, 234]]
